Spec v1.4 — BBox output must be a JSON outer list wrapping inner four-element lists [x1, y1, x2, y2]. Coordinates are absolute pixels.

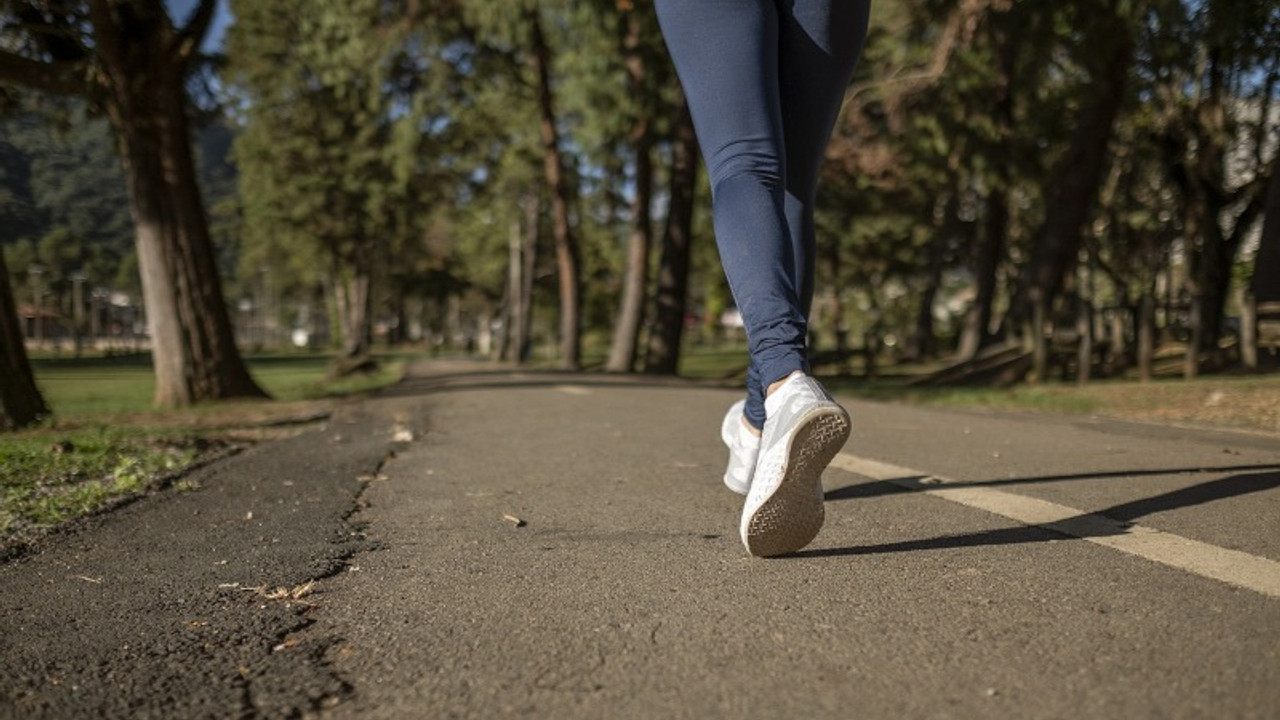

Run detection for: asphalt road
[[2, 360, 1278, 719]]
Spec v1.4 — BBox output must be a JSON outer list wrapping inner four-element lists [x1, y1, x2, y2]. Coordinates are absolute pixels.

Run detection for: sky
[[164, 0, 234, 53]]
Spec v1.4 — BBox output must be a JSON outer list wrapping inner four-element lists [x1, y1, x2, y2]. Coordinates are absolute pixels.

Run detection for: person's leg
[[777, 0, 872, 318], [654, 0, 803, 431], [721, 0, 871, 439], [737, 1, 868, 556]]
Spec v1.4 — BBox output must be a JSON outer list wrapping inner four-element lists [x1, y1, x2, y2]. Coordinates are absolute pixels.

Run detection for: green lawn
[[29, 351, 407, 419], [675, 343, 1279, 433], [6, 346, 1275, 551], [0, 428, 202, 538], [2, 352, 410, 550]]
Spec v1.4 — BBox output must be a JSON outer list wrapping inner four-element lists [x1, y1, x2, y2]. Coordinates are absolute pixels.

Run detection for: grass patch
[[678, 343, 751, 381], [31, 351, 409, 419], [823, 378, 1101, 414], [0, 428, 218, 546], [674, 343, 1279, 433], [2, 351, 413, 552], [824, 371, 1279, 433], [30, 354, 157, 417]]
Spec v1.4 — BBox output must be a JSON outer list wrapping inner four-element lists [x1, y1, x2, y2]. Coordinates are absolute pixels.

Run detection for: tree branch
[[173, 0, 218, 67], [845, 0, 989, 103], [0, 49, 90, 96], [1228, 156, 1279, 248]]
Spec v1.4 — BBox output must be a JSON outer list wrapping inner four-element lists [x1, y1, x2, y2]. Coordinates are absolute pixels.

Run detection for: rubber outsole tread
[[744, 409, 850, 557]]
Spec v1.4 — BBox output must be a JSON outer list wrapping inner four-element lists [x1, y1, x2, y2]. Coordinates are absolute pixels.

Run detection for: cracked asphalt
[[2, 360, 1278, 719], [0, 400, 391, 719]]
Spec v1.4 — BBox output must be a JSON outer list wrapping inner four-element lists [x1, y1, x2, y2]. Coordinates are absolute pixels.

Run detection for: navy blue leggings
[[655, 0, 870, 429]]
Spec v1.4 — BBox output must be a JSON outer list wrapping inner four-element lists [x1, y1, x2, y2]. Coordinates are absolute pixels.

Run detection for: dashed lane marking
[[830, 453, 1280, 599]]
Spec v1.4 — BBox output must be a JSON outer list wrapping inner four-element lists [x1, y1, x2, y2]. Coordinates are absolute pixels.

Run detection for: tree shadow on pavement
[[383, 361, 1280, 561], [823, 463, 1280, 501], [373, 364, 732, 398], [799, 470, 1280, 558]]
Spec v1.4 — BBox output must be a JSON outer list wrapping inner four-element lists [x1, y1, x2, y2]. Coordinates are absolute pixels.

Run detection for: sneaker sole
[[742, 406, 850, 557]]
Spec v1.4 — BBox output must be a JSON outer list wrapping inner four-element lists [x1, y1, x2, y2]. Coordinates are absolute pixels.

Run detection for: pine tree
[[229, 0, 435, 368]]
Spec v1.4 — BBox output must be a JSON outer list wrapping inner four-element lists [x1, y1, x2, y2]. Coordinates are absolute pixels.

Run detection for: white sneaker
[[720, 399, 759, 495], [740, 374, 851, 557]]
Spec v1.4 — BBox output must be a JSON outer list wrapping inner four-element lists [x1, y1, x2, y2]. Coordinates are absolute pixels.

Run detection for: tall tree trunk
[[1187, 216, 1231, 376], [1239, 284, 1257, 370], [499, 196, 539, 364], [500, 215, 522, 362], [1009, 17, 1132, 342], [826, 214, 850, 372], [914, 193, 954, 361], [958, 26, 1014, 361], [334, 263, 372, 361], [1138, 285, 1156, 381], [604, 142, 653, 372], [644, 96, 699, 375], [959, 187, 1007, 360], [605, 11, 654, 373], [1246, 163, 1280, 371], [1029, 294, 1048, 381], [0, 251, 49, 430], [1076, 299, 1092, 384], [1253, 164, 1280, 306], [1188, 51, 1230, 369], [516, 196, 539, 363], [1109, 306, 1130, 376], [1184, 167, 1265, 373], [1076, 257, 1094, 385], [90, 0, 265, 407], [864, 293, 882, 381], [1180, 48, 1271, 369], [528, 8, 581, 370]]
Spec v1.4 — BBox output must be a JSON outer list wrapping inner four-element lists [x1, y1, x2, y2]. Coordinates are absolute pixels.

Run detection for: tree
[[1158, 0, 1278, 373], [230, 0, 378, 365], [1254, 166, 1280, 308], [0, 0, 266, 407], [820, 0, 1034, 367], [1009, 1, 1134, 381], [956, 5, 1020, 361], [0, 249, 48, 429], [603, 5, 658, 373], [644, 94, 699, 375], [527, 4, 583, 370], [230, 0, 458, 367]]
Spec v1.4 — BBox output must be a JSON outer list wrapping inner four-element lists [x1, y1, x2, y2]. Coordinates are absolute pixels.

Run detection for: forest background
[[1, 0, 1278, 429]]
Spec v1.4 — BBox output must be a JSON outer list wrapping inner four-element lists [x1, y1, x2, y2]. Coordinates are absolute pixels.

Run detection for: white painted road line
[[555, 385, 592, 396], [829, 453, 1280, 599]]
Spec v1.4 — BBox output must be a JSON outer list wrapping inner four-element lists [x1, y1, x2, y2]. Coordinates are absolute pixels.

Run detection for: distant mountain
[[0, 100, 240, 282]]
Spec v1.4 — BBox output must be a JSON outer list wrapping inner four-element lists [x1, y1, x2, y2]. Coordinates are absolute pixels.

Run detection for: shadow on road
[[802, 470, 1280, 558], [374, 363, 729, 399], [823, 463, 1280, 501], [387, 362, 1280, 562]]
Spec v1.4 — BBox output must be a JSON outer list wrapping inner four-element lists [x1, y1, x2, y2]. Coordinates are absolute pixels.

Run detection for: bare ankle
[[766, 371, 803, 398]]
